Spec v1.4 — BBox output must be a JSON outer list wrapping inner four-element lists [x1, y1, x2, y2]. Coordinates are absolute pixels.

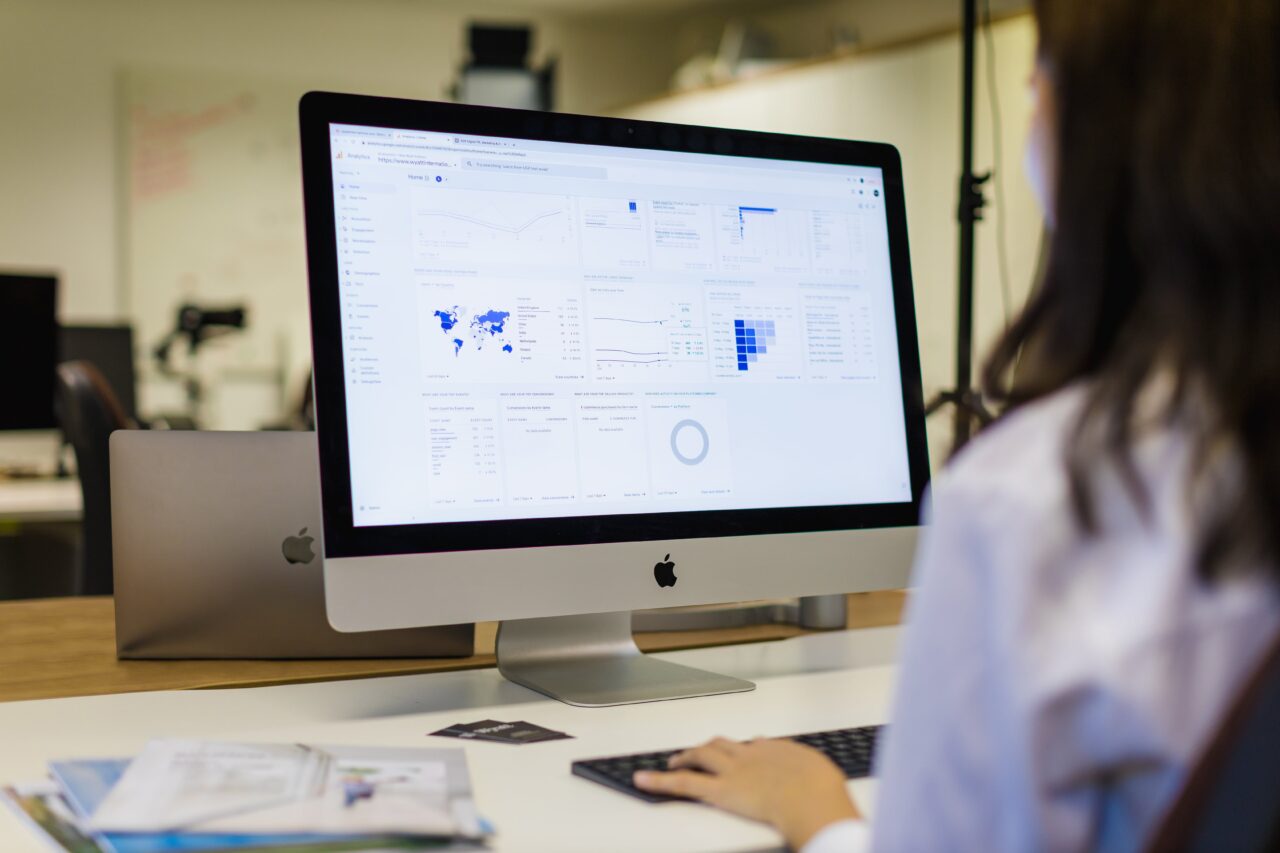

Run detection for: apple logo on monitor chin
[[654, 554, 677, 588], [282, 527, 317, 565]]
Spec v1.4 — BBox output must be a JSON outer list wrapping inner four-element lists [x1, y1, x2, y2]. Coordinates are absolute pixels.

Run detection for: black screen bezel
[[299, 91, 931, 559]]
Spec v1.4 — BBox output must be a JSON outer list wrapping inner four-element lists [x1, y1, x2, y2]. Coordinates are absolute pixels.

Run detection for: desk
[[0, 478, 82, 523], [0, 592, 907, 702], [0, 627, 901, 852], [0, 589, 906, 701]]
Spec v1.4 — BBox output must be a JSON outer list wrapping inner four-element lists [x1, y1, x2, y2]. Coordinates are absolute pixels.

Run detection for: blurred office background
[[0, 0, 1039, 596]]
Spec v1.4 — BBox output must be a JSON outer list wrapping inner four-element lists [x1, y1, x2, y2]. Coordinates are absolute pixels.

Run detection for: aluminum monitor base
[[496, 612, 756, 707]]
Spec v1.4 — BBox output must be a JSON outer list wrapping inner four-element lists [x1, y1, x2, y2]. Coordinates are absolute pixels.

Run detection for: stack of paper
[[2, 740, 492, 852]]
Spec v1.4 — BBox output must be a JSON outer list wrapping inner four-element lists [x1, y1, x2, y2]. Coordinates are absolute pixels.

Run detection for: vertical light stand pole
[[925, 0, 993, 453]]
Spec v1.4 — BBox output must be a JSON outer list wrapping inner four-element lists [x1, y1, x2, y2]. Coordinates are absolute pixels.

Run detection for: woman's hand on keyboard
[[633, 736, 860, 850]]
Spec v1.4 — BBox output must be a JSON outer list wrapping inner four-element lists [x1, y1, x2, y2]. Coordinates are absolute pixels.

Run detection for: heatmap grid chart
[[735, 319, 777, 371]]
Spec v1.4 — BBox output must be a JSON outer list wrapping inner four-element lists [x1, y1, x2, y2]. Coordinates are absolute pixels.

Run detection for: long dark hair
[[982, 0, 1280, 579]]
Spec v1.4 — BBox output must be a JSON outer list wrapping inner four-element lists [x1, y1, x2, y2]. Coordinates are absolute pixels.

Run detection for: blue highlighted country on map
[[435, 309, 460, 332], [434, 307, 514, 356], [474, 309, 509, 336]]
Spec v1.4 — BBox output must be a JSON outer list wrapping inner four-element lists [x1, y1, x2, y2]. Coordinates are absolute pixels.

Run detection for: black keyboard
[[571, 725, 882, 803]]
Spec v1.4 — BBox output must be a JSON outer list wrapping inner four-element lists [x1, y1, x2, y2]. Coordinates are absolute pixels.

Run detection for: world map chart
[[434, 307, 514, 356]]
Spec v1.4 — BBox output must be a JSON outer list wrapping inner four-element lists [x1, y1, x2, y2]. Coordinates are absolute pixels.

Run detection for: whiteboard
[[122, 67, 311, 429]]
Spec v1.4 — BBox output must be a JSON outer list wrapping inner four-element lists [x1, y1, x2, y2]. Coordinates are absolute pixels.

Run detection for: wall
[[0, 0, 1043, 442], [0, 0, 683, 426], [618, 14, 1044, 466], [0, 0, 676, 321]]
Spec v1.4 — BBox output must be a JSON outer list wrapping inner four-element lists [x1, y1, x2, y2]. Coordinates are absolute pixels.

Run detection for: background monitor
[[59, 325, 138, 422], [0, 273, 58, 432], [300, 93, 929, 705]]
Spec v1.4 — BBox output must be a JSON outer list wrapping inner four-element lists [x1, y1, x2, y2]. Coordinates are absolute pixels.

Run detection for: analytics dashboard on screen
[[328, 123, 913, 528]]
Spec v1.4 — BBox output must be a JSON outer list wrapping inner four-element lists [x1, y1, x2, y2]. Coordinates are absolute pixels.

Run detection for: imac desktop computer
[[299, 93, 930, 707]]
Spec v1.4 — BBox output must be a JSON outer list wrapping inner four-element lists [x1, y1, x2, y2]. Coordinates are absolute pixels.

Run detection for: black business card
[[430, 719, 573, 744]]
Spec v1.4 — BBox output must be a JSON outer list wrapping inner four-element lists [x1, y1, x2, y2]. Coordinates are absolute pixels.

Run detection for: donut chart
[[670, 419, 710, 466]]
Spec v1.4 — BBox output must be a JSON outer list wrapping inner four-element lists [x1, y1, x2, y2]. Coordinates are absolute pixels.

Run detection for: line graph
[[591, 317, 669, 365], [595, 346, 668, 365], [417, 208, 565, 235], [596, 357, 667, 364], [591, 316, 665, 325], [585, 288, 709, 381], [412, 186, 574, 268]]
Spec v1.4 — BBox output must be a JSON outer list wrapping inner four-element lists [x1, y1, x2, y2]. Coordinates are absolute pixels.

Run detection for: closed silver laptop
[[110, 431, 473, 659]]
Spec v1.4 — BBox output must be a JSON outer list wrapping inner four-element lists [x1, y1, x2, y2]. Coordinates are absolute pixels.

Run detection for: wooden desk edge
[[0, 591, 907, 702]]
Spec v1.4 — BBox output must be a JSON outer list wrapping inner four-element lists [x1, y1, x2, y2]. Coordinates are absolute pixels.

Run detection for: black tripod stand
[[926, 0, 995, 453]]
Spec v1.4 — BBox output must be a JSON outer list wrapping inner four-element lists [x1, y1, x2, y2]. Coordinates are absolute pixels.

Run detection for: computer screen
[[325, 123, 915, 533], [303, 96, 927, 695], [59, 325, 137, 421], [0, 273, 58, 431]]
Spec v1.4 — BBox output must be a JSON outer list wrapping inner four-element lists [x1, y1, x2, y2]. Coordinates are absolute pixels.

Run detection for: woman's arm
[[636, 474, 1022, 850], [866, 476, 1020, 849]]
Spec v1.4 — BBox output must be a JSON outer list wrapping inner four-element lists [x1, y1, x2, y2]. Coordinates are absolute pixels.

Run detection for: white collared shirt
[[806, 385, 1279, 852]]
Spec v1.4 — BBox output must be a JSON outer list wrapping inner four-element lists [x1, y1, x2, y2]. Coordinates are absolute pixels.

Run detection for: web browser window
[[329, 124, 912, 527]]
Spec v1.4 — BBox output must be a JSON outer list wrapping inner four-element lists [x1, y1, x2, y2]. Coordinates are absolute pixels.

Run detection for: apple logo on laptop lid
[[282, 527, 317, 565]]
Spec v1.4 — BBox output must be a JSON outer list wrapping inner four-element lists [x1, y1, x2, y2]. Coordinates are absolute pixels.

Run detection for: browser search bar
[[462, 159, 606, 179]]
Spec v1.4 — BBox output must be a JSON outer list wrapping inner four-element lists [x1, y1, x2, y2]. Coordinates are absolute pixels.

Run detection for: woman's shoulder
[[936, 381, 1204, 535], [933, 384, 1090, 512]]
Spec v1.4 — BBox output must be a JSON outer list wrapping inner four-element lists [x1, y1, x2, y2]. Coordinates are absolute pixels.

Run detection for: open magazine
[[83, 741, 486, 840], [1, 780, 430, 853]]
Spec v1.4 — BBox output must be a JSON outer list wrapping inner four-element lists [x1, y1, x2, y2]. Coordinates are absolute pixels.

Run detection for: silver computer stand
[[630, 594, 849, 632], [495, 611, 755, 707]]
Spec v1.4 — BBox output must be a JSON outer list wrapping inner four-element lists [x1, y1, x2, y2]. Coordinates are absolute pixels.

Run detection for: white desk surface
[[0, 626, 900, 852], [0, 478, 82, 523]]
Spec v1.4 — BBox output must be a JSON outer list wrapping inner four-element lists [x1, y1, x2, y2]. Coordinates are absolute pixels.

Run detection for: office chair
[[54, 361, 136, 596], [1147, 631, 1280, 852]]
